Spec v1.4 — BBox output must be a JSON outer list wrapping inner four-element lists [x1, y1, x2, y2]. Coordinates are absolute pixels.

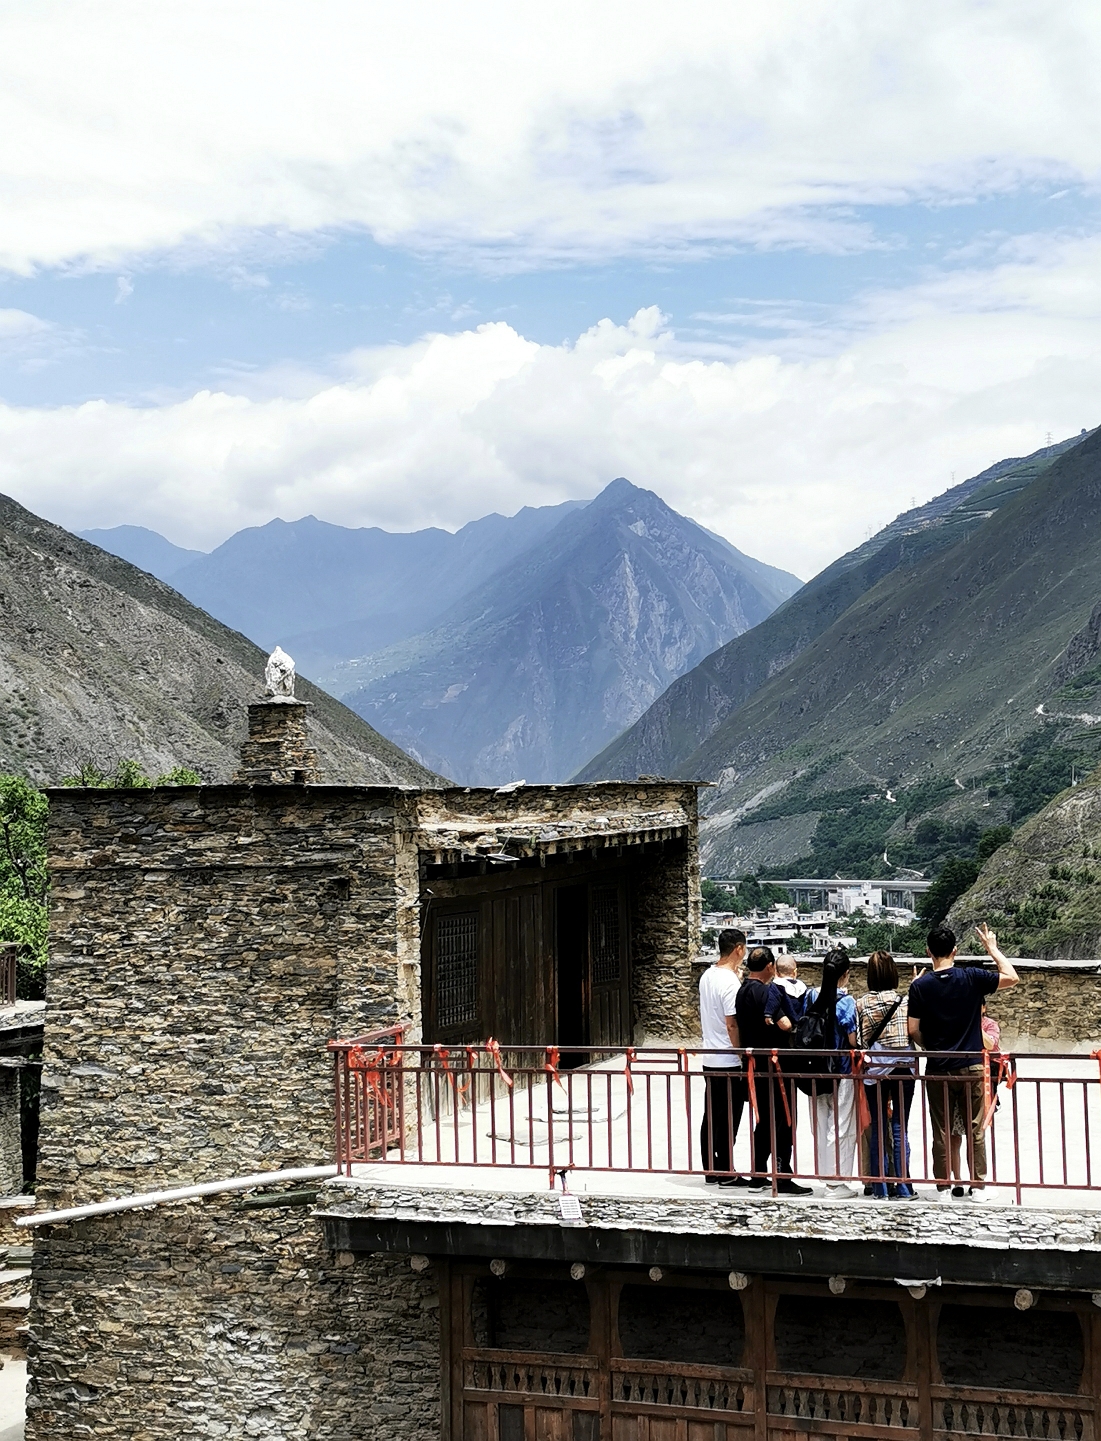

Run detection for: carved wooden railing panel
[[766, 1374, 920, 1432], [611, 1361, 753, 1415], [931, 1389, 1093, 1440], [465, 1350, 599, 1402]]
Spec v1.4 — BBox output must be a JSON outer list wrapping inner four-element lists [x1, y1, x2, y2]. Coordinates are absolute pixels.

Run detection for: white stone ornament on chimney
[[264, 647, 296, 700]]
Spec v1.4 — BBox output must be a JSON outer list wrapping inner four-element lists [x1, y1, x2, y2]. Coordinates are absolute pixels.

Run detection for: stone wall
[[0, 1069, 22, 1194], [631, 837, 700, 1041], [409, 783, 697, 857], [26, 1196, 440, 1441], [41, 784, 412, 1208], [30, 774, 703, 1439]]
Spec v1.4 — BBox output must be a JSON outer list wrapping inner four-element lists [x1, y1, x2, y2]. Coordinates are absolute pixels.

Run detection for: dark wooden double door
[[424, 870, 631, 1050]]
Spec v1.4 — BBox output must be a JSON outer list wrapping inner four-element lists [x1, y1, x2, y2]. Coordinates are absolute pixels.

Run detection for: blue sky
[[1, 1, 1100, 576], [4, 189, 1099, 407]]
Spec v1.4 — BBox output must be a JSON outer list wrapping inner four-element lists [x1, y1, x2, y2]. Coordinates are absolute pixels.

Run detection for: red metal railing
[[329, 1027, 406, 1167], [329, 1041, 1101, 1201]]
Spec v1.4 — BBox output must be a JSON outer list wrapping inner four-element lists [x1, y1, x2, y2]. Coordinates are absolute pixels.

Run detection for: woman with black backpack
[[805, 949, 859, 1196]]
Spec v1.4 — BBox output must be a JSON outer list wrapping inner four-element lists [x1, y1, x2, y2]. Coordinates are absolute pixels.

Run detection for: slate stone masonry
[[235, 699, 322, 784], [27, 1200, 440, 1441], [28, 720, 700, 1439]]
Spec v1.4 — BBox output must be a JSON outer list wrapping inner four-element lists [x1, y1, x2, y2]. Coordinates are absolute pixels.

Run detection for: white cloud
[[0, 308, 84, 371], [2, 236, 1099, 576], [0, 1, 1100, 271]]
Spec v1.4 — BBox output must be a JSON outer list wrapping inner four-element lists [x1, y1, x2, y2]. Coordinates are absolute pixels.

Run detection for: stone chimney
[[235, 647, 322, 784]]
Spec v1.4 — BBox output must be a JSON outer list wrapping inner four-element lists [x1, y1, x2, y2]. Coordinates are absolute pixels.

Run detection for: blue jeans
[[865, 1072, 916, 1197]]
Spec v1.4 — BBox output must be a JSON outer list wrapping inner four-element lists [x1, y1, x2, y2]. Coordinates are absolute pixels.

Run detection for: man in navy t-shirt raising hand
[[907, 921, 1018, 1201]]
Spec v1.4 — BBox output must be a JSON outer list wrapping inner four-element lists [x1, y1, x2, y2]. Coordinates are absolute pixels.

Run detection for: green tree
[[733, 874, 792, 911], [1, 761, 202, 1000], [0, 775, 49, 998], [977, 825, 1013, 862], [701, 878, 736, 909], [917, 857, 980, 927], [62, 759, 202, 788]]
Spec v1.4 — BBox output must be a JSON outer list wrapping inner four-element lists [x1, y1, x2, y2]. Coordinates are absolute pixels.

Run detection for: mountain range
[[338, 479, 800, 783], [2, 495, 438, 787], [84, 481, 801, 785], [579, 428, 1101, 877]]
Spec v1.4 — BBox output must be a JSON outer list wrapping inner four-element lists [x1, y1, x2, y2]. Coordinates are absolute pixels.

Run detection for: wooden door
[[588, 883, 630, 1048], [426, 902, 485, 1044], [487, 886, 542, 1046], [426, 887, 545, 1045]]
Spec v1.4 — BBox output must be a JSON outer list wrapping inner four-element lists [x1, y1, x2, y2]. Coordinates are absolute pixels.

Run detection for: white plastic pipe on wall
[[15, 1164, 338, 1228]]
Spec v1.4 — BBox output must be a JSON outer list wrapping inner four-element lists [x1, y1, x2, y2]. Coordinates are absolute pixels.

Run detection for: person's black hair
[[822, 945, 851, 979], [746, 945, 774, 972], [717, 928, 747, 956], [927, 924, 956, 959]]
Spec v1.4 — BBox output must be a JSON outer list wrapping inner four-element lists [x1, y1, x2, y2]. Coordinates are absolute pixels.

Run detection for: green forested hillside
[[950, 762, 1101, 958], [672, 426, 1101, 876]]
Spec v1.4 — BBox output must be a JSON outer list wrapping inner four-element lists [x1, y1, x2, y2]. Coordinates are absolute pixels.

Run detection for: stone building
[[19, 694, 1101, 1440]]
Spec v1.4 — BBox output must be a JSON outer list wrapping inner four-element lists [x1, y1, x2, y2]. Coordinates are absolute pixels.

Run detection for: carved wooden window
[[436, 912, 479, 1029], [590, 887, 621, 985]]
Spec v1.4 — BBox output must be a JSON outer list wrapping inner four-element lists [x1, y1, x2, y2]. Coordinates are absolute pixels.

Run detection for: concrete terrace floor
[[348, 1052, 1101, 1211]]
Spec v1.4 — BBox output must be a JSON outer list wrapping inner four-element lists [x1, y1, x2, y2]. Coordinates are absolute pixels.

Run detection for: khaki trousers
[[927, 1065, 986, 1185]]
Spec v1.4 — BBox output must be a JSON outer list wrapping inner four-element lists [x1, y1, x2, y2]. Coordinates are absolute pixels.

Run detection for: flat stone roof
[[317, 1171, 1101, 1291]]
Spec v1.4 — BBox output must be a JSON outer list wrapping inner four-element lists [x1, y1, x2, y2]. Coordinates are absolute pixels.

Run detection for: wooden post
[[746, 1276, 770, 1441]]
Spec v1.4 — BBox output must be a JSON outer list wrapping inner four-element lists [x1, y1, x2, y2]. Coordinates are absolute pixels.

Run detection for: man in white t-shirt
[[699, 928, 749, 1187]]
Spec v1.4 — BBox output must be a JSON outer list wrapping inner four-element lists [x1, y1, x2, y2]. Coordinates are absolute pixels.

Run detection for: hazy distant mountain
[[7, 498, 439, 787], [166, 501, 584, 677], [341, 478, 802, 784], [79, 525, 205, 582]]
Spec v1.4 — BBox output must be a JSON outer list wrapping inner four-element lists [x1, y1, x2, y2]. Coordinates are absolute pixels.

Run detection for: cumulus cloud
[[3, 236, 1099, 576], [1, 0, 1100, 271]]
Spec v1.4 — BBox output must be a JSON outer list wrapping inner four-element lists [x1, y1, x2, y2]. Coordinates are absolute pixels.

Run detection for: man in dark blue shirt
[[907, 921, 1018, 1201]]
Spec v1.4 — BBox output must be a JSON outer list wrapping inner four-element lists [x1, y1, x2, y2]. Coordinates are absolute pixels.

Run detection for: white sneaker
[[936, 1188, 955, 1204], [967, 1188, 990, 1203], [825, 1183, 859, 1198]]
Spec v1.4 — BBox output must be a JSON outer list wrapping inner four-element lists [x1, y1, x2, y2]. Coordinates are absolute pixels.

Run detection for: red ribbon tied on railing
[[347, 1045, 391, 1110], [624, 1047, 637, 1096], [433, 1043, 460, 1096], [772, 1054, 789, 1129], [853, 1050, 871, 1136], [485, 1037, 514, 1088], [544, 1046, 566, 1091], [770, 1049, 793, 1128], [981, 1050, 1016, 1130], [745, 1052, 759, 1128]]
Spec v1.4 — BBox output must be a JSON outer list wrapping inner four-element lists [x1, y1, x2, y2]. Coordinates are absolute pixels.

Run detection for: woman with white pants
[[807, 950, 859, 1196]]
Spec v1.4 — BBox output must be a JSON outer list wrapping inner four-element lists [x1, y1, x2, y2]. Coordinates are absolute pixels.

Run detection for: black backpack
[[786, 963, 841, 1095]]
